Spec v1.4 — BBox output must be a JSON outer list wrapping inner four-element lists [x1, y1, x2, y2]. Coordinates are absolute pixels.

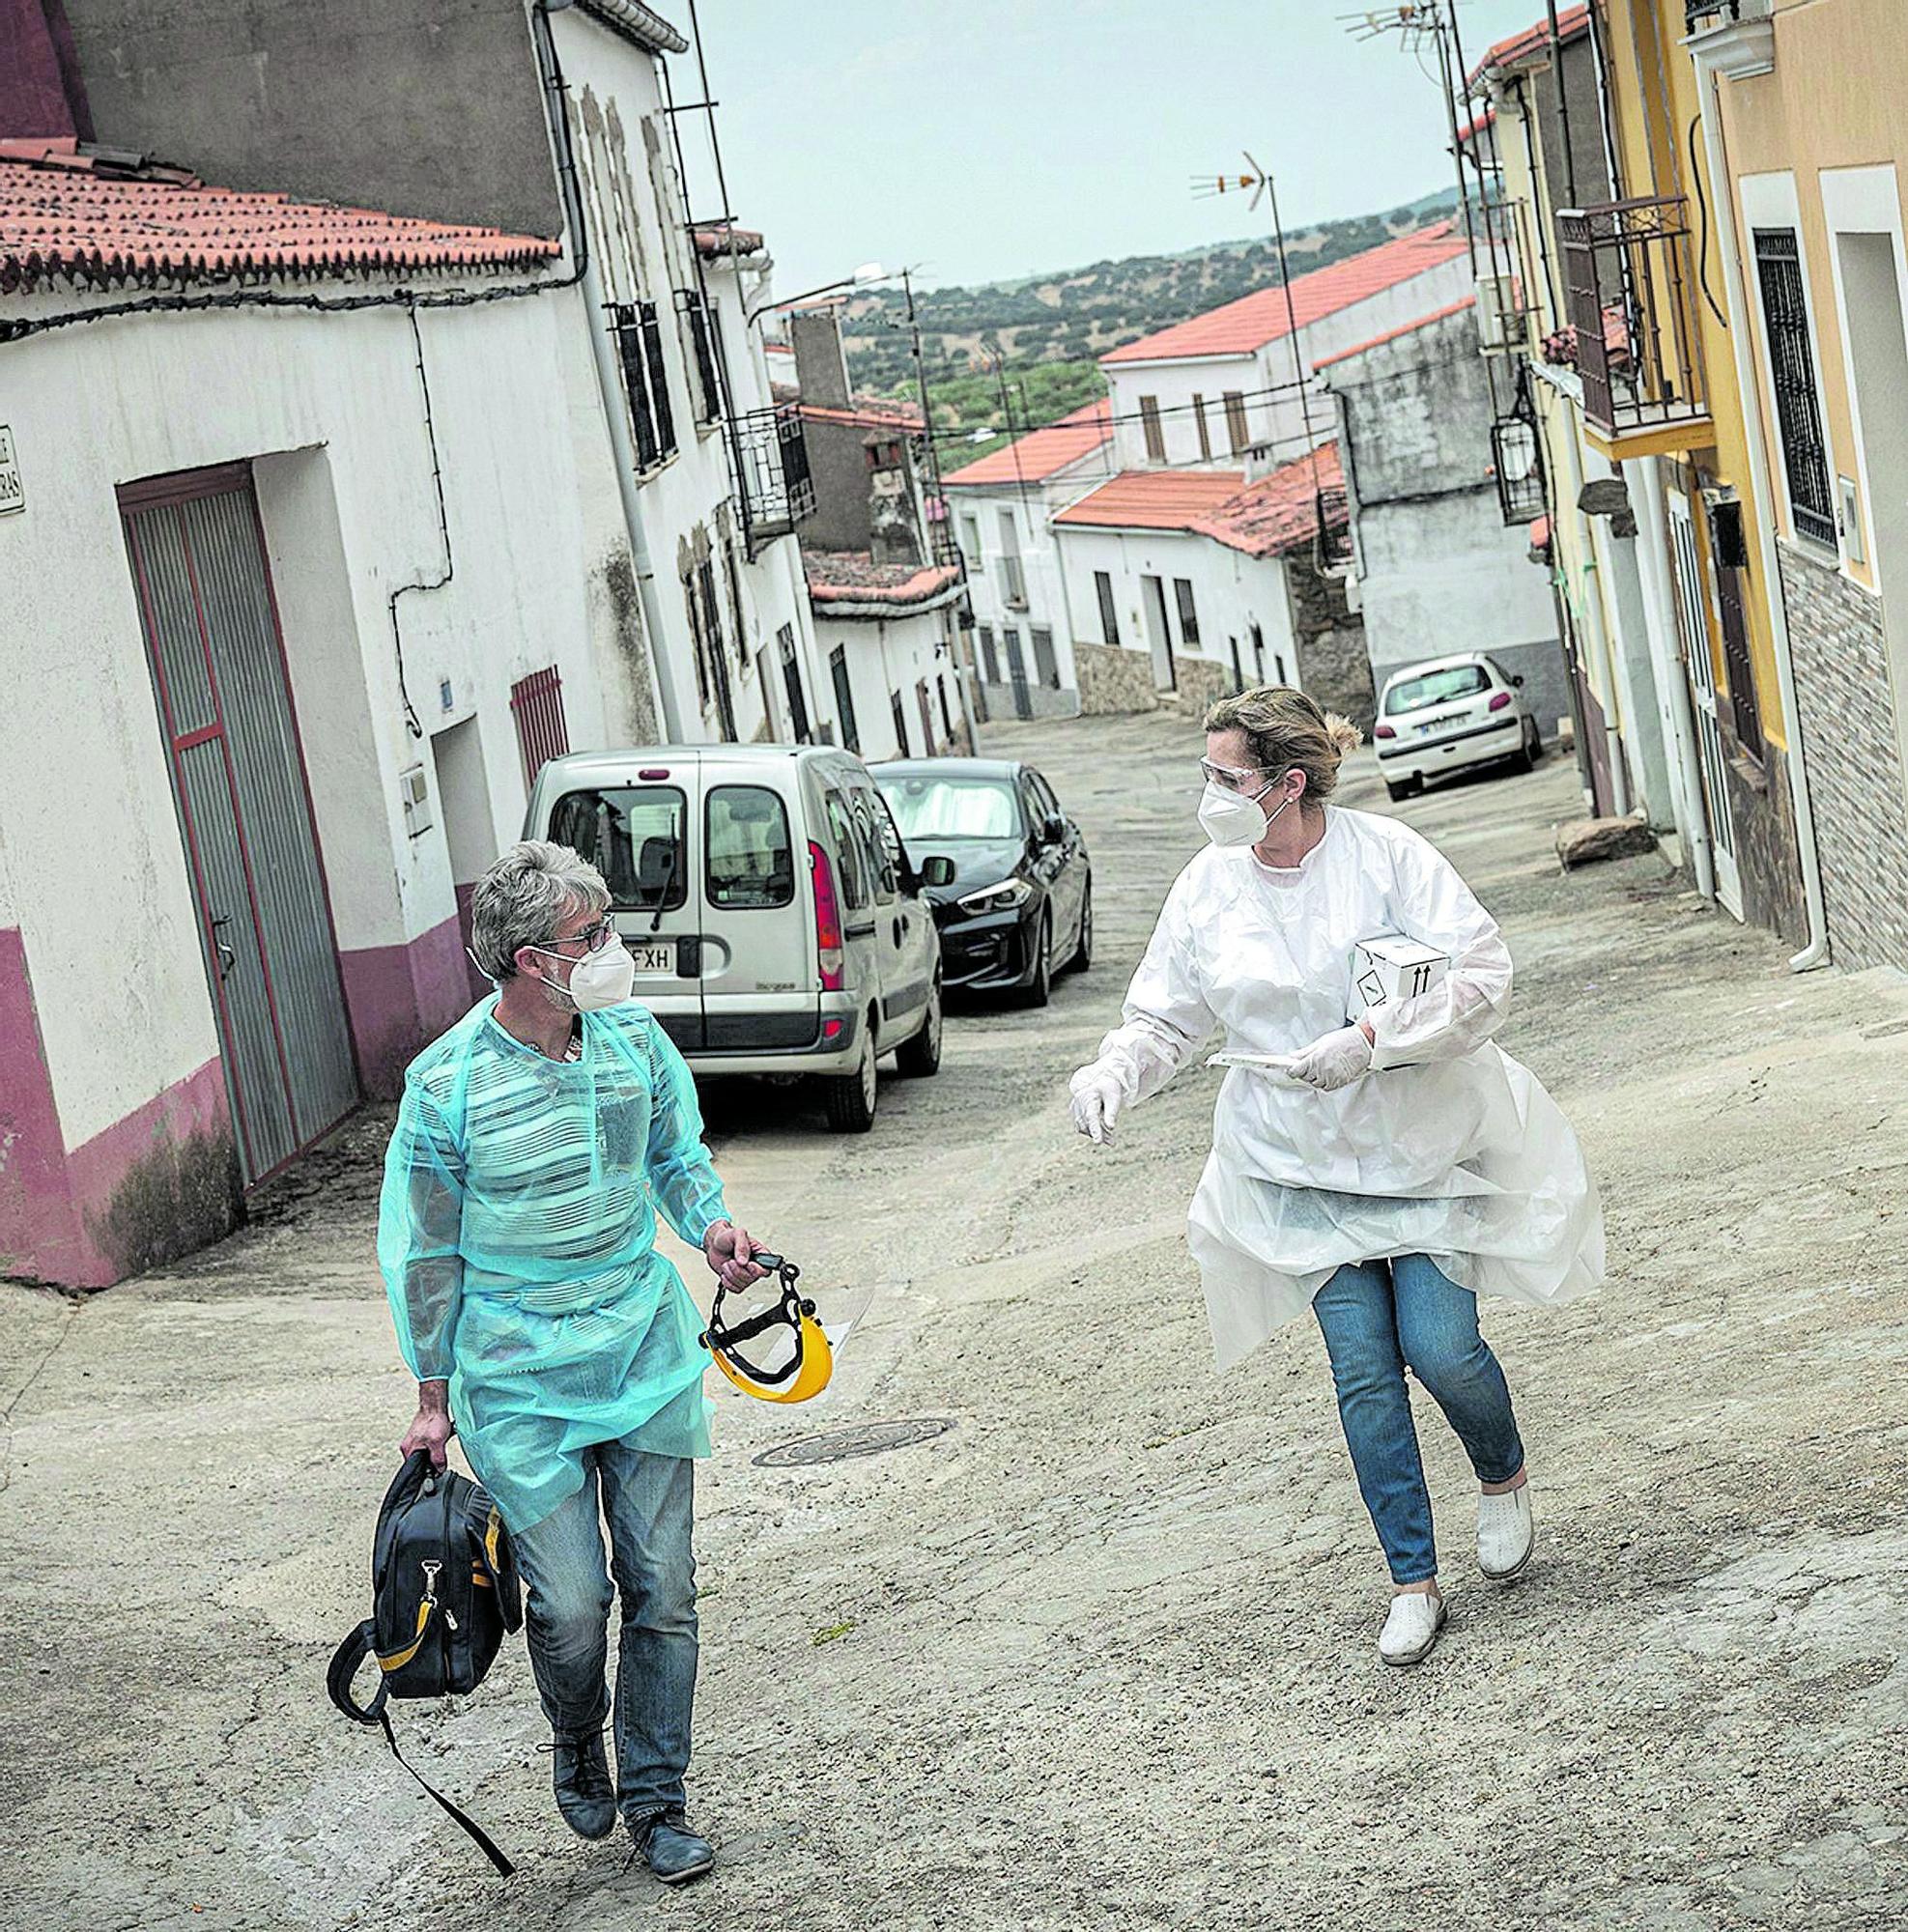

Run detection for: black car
[[871, 758, 1091, 1008]]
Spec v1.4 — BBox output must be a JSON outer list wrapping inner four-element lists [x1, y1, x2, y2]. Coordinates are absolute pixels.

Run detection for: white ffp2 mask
[[1198, 779, 1292, 848], [536, 934, 637, 1010]]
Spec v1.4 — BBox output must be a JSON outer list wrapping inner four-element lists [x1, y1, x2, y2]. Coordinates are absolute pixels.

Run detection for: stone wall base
[[1075, 640, 1161, 716], [1776, 538, 1908, 970]]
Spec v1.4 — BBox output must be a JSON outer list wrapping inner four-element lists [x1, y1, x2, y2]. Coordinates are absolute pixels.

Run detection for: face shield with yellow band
[[698, 1255, 858, 1404]]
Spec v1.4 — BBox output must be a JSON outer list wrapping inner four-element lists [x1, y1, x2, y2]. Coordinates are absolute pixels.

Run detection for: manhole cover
[[752, 1417, 955, 1468]]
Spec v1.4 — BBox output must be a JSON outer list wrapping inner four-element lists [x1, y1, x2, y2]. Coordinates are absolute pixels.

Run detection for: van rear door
[[699, 771, 818, 1053], [545, 759, 706, 1053]]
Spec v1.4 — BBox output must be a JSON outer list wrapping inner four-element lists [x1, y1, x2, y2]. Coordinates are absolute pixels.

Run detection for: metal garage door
[[122, 466, 359, 1184]]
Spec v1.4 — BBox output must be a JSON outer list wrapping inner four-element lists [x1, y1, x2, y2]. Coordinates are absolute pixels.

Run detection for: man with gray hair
[[379, 839, 770, 1884]]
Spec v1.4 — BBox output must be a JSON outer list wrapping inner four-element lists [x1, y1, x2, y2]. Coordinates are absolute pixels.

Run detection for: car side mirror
[[1512, 673, 1525, 689], [1040, 811, 1067, 846], [919, 854, 956, 890]]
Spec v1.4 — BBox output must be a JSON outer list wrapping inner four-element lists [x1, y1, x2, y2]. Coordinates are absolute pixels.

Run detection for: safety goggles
[[1199, 757, 1282, 795]]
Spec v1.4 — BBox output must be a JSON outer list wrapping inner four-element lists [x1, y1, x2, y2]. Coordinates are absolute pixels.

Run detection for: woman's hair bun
[[1324, 713, 1365, 756]]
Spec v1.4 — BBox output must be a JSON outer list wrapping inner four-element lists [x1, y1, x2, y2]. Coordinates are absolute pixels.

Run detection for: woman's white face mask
[[1198, 775, 1295, 848]]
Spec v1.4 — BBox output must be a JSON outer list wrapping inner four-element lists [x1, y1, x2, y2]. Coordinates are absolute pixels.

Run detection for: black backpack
[[327, 1450, 524, 1874]]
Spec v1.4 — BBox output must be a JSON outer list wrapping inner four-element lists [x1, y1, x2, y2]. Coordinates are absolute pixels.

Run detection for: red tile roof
[[694, 222, 765, 260], [1190, 443, 1346, 559], [0, 138, 558, 294], [1313, 294, 1477, 371], [1052, 468, 1248, 533], [805, 551, 961, 610], [1467, 4, 1589, 89], [798, 398, 925, 432], [942, 398, 1113, 489], [1098, 221, 1469, 366], [1458, 106, 1497, 145]]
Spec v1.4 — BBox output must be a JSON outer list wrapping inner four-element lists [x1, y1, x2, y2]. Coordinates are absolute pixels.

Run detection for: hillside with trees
[[831, 186, 1458, 460]]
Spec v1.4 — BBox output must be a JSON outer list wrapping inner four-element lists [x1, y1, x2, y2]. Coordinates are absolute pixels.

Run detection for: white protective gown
[[1080, 805, 1604, 1369]]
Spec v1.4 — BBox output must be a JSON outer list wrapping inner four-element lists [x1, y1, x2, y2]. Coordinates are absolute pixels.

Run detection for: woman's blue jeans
[[1312, 1254, 1524, 1585], [509, 1441, 698, 1825]]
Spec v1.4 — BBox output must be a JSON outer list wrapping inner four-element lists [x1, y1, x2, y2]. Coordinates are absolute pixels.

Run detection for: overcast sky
[[683, 0, 1552, 295]]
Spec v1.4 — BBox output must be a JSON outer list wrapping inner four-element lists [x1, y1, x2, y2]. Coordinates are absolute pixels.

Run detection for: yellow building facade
[[1690, 0, 1908, 970], [1474, 2, 1815, 951]]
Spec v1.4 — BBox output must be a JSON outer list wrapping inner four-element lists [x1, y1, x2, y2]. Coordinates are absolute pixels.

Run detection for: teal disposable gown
[[378, 998, 726, 1532]]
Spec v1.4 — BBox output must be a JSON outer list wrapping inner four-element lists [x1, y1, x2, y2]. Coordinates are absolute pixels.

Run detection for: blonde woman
[[1069, 688, 1602, 1664]]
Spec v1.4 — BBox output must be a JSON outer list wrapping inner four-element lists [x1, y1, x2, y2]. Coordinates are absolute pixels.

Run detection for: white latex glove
[[1274, 1024, 1374, 1093], [1068, 1074, 1125, 1146]]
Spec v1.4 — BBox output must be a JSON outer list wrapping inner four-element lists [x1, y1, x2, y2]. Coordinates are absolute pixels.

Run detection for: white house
[[1050, 445, 1372, 723], [806, 556, 969, 761], [1096, 223, 1474, 472], [942, 399, 1114, 721], [0, 149, 646, 1286]]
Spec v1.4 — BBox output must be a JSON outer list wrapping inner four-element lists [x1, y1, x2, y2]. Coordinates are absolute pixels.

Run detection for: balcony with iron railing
[[1557, 196, 1713, 453], [731, 401, 816, 551]]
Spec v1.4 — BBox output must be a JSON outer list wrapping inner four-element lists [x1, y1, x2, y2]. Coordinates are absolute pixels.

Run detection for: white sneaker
[[1478, 1482, 1534, 1579], [1379, 1590, 1447, 1666]]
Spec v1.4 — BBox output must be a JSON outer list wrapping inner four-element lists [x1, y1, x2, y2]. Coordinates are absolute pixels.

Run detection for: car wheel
[[823, 1024, 878, 1133], [1018, 909, 1052, 1009], [1066, 881, 1094, 974], [895, 980, 943, 1077], [1385, 779, 1418, 803], [1512, 722, 1537, 775]]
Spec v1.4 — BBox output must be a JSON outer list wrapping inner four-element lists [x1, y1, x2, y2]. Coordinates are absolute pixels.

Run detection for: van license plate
[[630, 943, 675, 975]]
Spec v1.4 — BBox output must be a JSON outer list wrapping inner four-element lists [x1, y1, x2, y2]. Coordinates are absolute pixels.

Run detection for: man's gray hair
[[470, 840, 610, 981]]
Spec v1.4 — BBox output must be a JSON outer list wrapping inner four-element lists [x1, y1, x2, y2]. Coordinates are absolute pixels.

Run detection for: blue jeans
[[1312, 1254, 1524, 1585], [509, 1441, 698, 1824]]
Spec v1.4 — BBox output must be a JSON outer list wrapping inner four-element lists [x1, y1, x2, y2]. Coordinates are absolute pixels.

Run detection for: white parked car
[[525, 745, 953, 1133], [1373, 653, 1543, 803]]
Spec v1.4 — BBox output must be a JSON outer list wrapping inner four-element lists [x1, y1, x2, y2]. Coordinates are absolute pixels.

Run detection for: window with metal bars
[[1752, 229, 1837, 548], [674, 287, 724, 426], [611, 300, 677, 469], [510, 666, 570, 785]]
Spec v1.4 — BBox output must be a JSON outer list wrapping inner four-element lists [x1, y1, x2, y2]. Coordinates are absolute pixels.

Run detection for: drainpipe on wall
[[1689, 46, 1830, 970], [1625, 455, 1719, 901], [533, 0, 684, 743]]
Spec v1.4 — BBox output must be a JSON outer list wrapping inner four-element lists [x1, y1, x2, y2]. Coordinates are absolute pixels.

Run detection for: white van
[[525, 745, 951, 1131]]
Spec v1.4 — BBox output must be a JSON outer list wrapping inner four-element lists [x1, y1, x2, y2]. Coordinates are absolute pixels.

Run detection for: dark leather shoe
[[633, 1809, 714, 1885], [551, 1728, 617, 1840]]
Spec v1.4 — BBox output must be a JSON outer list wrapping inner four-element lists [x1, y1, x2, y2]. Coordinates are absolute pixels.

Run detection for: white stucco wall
[[555, 7, 833, 752], [814, 609, 959, 762], [0, 275, 633, 1146], [949, 473, 1098, 705], [1052, 523, 1301, 691], [1101, 253, 1475, 472]]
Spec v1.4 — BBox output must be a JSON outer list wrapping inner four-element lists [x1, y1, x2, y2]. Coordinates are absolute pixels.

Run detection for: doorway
[[1665, 489, 1745, 918], [122, 465, 359, 1185], [1140, 574, 1176, 691]]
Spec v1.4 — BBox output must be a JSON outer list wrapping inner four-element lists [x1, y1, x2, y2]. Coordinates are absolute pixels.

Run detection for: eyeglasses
[[1199, 757, 1280, 794], [545, 915, 616, 953]]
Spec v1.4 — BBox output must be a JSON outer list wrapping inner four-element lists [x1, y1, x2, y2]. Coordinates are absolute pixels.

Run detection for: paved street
[[4, 707, 1906, 1931]]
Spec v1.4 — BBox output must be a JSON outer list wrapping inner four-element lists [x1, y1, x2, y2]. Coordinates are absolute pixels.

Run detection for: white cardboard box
[[1349, 933, 1447, 1017]]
